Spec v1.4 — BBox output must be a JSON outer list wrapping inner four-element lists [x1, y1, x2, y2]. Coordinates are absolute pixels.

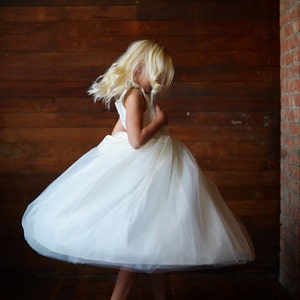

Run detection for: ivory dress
[[22, 81, 254, 272]]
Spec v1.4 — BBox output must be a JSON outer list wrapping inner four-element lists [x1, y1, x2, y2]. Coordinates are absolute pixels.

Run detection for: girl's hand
[[155, 104, 168, 126]]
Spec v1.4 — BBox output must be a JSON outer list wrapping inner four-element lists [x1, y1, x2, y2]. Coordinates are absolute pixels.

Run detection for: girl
[[22, 40, 254, 300]]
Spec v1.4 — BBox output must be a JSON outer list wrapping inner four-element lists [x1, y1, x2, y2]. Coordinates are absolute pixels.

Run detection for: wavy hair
[[88, 40, 174, 107]]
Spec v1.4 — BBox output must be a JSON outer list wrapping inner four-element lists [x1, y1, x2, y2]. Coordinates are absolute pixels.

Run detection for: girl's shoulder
[[123, 87, 147, 111], [117, 80, 145, 103], [126, 86, 144, 98]]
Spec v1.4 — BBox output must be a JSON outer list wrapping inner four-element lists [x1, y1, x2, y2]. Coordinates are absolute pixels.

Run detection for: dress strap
[[121, 80, 153, 105]]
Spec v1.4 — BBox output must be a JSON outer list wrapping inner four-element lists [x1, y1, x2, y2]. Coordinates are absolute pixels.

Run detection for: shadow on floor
[[0, 269, 292, 300]]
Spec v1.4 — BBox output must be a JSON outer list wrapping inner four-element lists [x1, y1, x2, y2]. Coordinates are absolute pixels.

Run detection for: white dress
[[22, 81, 254, 272]]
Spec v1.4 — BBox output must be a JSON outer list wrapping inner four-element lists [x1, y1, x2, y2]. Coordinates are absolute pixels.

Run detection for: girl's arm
[[124, 88, 167, 149]]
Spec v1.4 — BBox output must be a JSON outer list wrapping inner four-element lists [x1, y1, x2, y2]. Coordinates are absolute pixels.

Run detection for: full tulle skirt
[[22, 132, 254, 272]]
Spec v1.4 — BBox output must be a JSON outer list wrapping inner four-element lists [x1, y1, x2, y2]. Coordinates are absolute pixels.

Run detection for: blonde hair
[[88, 40, 174, 107]]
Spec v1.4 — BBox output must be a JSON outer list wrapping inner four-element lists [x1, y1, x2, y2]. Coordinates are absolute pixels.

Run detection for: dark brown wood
[[0, 0, 136, 6], [0, 20, 278, 37], [1, 111, 279, 128], [0, 5, 137, 20], [0, 35, 278, 52], [0, 0, 280, 280], [0, 271, 292, 300], [0, 81, 279, 99]]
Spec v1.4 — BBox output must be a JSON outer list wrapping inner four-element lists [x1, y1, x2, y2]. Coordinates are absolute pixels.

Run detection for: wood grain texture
[[0, 0, 280, 274]]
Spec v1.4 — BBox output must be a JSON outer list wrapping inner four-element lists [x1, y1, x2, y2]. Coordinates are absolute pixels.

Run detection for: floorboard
[[0, 270, 292, 300]]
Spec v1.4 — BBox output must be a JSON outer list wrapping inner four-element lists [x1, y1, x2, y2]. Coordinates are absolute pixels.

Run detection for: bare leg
[[111, 269, 138, 300], [150, 273, 168, 300]]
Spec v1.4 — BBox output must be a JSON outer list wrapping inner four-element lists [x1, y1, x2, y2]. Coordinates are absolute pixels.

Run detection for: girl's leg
[[111, 269, 138, 300], [150, 273, 168, 300]]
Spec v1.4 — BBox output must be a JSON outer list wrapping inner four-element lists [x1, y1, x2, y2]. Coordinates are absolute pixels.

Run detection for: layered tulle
[[22, 131, 254, 272]]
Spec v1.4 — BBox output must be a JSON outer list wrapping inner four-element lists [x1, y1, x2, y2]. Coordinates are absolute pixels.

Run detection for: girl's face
[[134, 64, 152, 94], [138, 74, 152, 94]]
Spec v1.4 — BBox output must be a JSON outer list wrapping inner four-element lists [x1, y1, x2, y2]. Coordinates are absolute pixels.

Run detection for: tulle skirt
[[22, 131, 254, 272]]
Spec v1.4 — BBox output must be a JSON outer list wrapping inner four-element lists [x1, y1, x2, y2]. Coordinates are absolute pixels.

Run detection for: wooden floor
[[0, 269, 292, 300]]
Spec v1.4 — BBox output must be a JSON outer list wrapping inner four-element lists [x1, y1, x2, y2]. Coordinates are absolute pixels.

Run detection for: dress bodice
[[114, 81, 156, 130]]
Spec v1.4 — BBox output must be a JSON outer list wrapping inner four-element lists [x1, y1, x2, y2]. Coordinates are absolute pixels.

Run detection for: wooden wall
[[0, 0, 280, 274]]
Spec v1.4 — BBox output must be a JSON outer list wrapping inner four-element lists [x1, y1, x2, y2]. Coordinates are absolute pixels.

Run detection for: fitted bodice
[[114, 81, 156, 130]]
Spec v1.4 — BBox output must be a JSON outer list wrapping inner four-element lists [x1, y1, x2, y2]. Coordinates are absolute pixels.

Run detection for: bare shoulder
[[124, 88, 146, 110]]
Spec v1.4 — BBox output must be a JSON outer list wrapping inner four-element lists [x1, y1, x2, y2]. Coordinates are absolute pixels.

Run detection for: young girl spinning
[[22, 40, 254, 300]]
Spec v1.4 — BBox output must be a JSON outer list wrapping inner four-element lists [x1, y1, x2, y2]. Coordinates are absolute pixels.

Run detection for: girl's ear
[[133, 63, 144, 80]]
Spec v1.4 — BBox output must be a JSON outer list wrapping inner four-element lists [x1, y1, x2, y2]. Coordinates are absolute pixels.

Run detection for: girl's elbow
[[128, 137, 144, 149], [130, 141, 143, 150]]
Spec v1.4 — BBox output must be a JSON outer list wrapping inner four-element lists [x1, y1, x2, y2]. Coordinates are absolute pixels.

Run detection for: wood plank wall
[[0, 0, 280, 274]]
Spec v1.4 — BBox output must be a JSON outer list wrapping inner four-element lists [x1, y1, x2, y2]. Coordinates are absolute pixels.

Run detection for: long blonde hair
[[88, 40, 174, 107]]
